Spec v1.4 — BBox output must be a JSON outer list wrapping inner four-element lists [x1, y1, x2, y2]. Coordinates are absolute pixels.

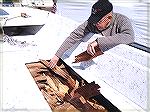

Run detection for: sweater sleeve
[[55, 21, 89, 58], [97, 14, 134, 52]]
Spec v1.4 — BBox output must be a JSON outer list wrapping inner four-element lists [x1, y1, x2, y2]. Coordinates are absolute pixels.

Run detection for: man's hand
[[87, 40, 98, 56], [49, 55, 59, 68]]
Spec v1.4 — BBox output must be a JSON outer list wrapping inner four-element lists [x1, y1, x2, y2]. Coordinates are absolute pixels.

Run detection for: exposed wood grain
[[73, 45, 104, 63], [25, 60, 109, 112], [39, 59, 76, 89]]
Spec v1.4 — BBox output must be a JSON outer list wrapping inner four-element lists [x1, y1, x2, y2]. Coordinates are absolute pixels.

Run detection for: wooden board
[[25, 59, 121, 112]]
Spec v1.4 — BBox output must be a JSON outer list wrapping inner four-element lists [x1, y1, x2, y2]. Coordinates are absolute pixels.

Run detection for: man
[[49, 0, 134, 68]]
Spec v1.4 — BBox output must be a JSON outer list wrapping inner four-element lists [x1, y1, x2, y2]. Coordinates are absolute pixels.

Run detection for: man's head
[[88, 0, 113, 26]]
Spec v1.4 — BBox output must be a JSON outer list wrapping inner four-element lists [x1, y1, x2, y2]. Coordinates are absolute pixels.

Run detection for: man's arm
[[55, 21, 89, 58], [49, 21, 89, 68], [96, 14, 134, 52]]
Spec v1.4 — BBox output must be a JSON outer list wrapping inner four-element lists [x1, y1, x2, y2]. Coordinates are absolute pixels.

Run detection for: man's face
[[95, 12, 113, 30]]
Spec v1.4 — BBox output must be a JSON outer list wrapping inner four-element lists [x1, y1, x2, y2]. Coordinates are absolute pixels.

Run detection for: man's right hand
[[87, 40, 98, 56], [49, 55, 59, 68]]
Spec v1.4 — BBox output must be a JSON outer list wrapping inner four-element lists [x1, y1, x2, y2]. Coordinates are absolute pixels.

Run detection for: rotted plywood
[[26, 59, 121, 112]]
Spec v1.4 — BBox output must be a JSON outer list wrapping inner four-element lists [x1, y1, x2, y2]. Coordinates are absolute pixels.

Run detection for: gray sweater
[[55, 13, 134, 58]]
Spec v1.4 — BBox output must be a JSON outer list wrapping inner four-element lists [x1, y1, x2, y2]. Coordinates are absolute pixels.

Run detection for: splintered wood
[[73, 45, 104, 63], [26, 60, 107, 112]]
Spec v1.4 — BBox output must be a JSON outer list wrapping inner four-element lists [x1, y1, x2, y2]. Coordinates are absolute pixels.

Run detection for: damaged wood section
[[73, 45, 104, 63], [26, 59, 121, 112]]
